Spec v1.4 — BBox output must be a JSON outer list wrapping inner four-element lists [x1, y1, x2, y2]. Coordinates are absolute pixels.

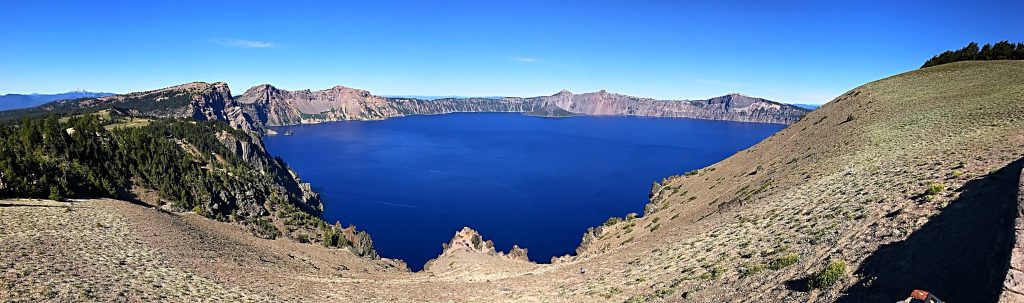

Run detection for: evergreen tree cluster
[[0, 115, 300, 218], [922, 41, 1024, 68], [0, 109, 375, 256]]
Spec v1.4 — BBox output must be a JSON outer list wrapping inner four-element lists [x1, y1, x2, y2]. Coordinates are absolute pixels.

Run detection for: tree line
[[0, 114, 300, 218], [0, 113, 377, 255], [922, 41, 1024, 68]]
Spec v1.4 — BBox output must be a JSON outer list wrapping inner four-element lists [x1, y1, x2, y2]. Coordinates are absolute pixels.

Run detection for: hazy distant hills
[[0, 90, 114, 111], [791, 103, 821, 110]]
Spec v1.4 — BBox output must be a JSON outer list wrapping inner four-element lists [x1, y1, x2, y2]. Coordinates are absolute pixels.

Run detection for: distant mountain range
[[0, 82, 810, 128], [0, 90, 114, 111], [790, 103, 821, 110]]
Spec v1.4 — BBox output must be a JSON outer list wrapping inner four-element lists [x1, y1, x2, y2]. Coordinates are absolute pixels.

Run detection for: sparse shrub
[[809, 261, 846, 289], [926, 182, 945, 195], [603, 217, 623, 226], [48, 186, 64, 201], [251, 218, 280, 239], [684, 170, 699, 176], [767, 253, 800, 270], [704, 266, 724, 279], [951, 170, 964, 178], [739, 264, 763, 277], [626, 213, 639, 220], [192, 204, 210, 218]]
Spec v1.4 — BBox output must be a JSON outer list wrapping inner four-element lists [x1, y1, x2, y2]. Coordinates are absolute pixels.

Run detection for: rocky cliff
[[0, 82, 259, 132], [533, 90, 805, 124], [237, 84, 808, 126]]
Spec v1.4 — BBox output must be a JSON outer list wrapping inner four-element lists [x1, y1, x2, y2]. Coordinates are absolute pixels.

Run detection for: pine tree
[[992, 40, 1015, 60], [978, 44, 993, 60], [956, 42, 979, 61]]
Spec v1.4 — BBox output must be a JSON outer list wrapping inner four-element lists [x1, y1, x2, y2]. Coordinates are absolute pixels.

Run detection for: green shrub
[[684, 170, 699, 176], [926, 182, 945, 195], [48, 186, 64, 201], [767, 253, 800, 270], [739, 264, 763, 277], [603, 217, 623, 226], [192, 204, 210, 218], [809, 261, 846, 289]]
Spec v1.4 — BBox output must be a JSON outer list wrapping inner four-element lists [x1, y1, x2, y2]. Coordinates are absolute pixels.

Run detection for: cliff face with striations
[[535, 90, 805, 124], [236, 84, 399, 125], [236, 84, 808, 126]]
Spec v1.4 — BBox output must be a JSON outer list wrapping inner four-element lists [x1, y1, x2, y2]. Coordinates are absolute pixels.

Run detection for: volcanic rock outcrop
[[422, 227, 532, 273]]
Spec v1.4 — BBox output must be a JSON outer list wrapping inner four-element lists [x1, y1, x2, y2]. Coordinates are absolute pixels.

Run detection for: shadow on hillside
[[0, 202, 67, 208], [837, 158, 1022, 302]]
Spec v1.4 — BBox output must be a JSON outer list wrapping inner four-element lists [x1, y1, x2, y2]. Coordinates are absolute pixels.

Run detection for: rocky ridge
[[1, 81, 806, 129], [0, 82, 260, 132], [237, 84, 808, 126]]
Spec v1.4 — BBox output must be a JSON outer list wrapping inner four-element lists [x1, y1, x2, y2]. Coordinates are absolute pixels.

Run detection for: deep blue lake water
[[264, 113, 784, 270]]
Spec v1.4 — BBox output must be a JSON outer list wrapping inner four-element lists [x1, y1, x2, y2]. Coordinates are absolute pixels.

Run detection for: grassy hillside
[[569, 60, 1024, 301]]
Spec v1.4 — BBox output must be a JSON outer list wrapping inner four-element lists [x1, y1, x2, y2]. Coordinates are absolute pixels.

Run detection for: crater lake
[[263, 113, 785, 270]]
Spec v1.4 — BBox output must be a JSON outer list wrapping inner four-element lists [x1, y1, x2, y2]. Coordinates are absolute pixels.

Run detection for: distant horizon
[[0, 82, 807, 105], [3, 1, 1022, 105]]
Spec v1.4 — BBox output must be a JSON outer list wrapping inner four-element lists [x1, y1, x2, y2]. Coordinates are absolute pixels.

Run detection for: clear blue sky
[[1, 0, 1021, 104]]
